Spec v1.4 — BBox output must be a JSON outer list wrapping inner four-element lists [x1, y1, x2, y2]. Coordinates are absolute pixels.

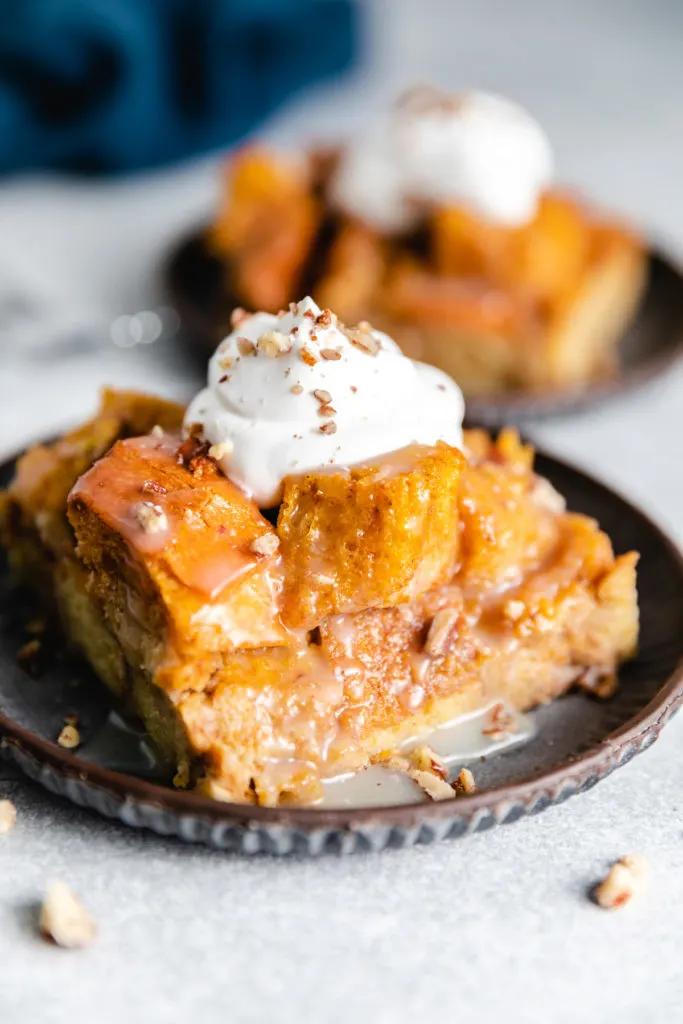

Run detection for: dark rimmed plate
[[1, 448, 683, 855], [165, 233, 683, 426]]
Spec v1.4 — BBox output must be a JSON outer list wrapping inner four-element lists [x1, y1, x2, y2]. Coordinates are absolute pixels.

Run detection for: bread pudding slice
[[210, 148, 646, 395], [1, 394, 639, 805]]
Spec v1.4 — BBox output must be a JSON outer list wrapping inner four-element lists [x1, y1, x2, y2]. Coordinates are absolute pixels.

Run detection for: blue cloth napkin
[[0, 0, 356, 174]]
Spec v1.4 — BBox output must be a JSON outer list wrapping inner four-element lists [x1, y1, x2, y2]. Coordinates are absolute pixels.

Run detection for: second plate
[[165, 236, 683, 426]]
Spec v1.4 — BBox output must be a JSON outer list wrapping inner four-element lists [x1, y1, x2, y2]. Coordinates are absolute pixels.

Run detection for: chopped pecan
[[383, 753, 455, 802], [0, 800, 17, 835], [251, 533, 279, 557], [453, 767, 476, 795], [576, 666, 619, 700], [40, 881, 97, 949], [343, 323, 381, 355], [424, 609, 459, 657], [409, 745, 448, 780], [411, 769, 456, 801], [300, 346, 318, 367], [176, 436, 212, 476], [257, 330, 292, 357], [593, 855, 649, 910], [236, 337, 256, 357], [482, 702, 517, 740], [141, 480, 168, 497], [208, 440, 234, 462], [134, 501, 168, 535]]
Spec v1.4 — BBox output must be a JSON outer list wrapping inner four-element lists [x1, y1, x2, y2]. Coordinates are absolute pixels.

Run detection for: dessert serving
[[206, 88, 646, 395], [0, 298, 639, 807]]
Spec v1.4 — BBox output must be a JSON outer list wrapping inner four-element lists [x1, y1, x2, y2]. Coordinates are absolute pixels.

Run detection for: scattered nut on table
[[40, 881, 97, 949], [593, 854, 650, 909], [0, 800, 17, 835]]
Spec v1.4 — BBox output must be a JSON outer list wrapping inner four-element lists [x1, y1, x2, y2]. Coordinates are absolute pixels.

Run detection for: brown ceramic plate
[[165, 234, 683, 426], [1, 447, 683, 855]]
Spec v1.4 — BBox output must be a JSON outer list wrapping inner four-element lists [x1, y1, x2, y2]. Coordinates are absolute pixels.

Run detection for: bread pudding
[[0, 299, 639, 806], [207, 88, 646, 395]]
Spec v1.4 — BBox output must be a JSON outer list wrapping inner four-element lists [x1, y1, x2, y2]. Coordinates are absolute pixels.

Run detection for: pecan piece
[[593, 855, 649, 910]]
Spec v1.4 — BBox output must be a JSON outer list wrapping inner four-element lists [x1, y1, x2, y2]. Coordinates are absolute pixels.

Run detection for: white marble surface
[[2, 1, 683, 1020]]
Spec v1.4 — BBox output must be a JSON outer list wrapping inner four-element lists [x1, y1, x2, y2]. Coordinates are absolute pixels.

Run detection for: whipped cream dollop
[[184, 297, 464, 507], [329, 88, 553, 231]]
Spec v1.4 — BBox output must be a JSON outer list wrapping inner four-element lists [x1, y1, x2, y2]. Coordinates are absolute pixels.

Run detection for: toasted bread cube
[[315, 222, 386, 325], [541, 234, 646, 388], [1, 389, 184, 562], [68, 435, 290, 689], [567, 550, 640, 666], [433, 194, 589, 302], [212, 148, 310, 252], [277, 443, 465, 627], [457, 457, 562, 593], [385, 193, 645, 394], [232, 197, 320, 313], [432, 204, 514, 280], [506, 193, 590, 302], [463, 427, 534, 471], [210, 148, 320, 313]]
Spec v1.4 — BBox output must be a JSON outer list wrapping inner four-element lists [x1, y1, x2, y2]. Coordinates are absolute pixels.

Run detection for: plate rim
[[165, 233, 683, 425], [1, 444, 683, 836]]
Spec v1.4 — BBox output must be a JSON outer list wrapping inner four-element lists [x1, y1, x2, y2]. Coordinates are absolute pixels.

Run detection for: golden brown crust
[[1, 393, 640, 805]]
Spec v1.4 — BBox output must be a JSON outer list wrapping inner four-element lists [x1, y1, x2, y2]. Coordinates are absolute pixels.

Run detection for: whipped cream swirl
[[330, 88, 553, 231], [184, 297, 464, 507]]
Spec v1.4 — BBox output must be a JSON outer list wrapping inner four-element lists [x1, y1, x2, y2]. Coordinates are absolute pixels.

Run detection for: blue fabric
[[0, 0, 356, 174]]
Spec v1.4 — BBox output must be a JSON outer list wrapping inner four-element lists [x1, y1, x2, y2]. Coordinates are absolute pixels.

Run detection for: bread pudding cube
[[1, 389, 184, 563], [210, 148, 321, 313], [68, 434, 290, 690], [277, 442, 465, 627]]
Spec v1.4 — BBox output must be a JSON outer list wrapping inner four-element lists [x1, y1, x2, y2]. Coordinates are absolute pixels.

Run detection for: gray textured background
[[1, 2, 683, 1021]]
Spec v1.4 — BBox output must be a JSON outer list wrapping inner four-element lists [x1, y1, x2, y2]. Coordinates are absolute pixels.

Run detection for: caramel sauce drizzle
[[70, 435, 269, 600]]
